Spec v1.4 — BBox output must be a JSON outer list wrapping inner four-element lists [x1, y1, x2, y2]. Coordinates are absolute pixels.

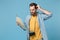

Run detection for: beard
[[30, 12, 37, 16]]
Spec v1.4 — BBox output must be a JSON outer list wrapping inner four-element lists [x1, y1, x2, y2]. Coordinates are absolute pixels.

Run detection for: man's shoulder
[[25, 14, 31, 20]]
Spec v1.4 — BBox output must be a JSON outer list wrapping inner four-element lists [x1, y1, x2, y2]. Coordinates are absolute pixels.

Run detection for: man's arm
[[16, 16, 26, 31], [37, 5, 52, 20], [37, 5, 51, 15]]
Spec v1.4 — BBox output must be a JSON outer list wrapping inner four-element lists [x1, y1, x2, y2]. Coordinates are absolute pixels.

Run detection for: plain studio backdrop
[[0, 0, 60, 40]]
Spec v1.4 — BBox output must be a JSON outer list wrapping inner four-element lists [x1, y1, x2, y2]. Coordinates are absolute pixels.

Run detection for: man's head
[[29, 3, 38, 15]]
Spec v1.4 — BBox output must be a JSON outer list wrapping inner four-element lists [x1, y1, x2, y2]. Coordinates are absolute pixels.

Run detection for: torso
[[29, 15, 42, 40]]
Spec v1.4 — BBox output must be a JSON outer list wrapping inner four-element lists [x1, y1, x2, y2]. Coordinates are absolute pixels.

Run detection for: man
[[16, 3, 52, 40]]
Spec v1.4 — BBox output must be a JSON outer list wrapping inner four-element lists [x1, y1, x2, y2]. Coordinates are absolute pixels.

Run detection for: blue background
[[0, 0, 60, 40]]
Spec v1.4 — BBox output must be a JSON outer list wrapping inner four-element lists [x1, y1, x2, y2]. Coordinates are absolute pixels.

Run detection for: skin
[[16, 4, 52, 40], [30, 5, 51, 16], [16, 4, 51, 30], [30, 6, 37, 16]]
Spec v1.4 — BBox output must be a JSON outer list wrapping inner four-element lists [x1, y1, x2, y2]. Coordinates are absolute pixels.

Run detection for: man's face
[[30, 6, 36, 15]]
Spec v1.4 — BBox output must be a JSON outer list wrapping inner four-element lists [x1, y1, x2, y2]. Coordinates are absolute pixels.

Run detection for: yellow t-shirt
[[29, 15, 42, 40]]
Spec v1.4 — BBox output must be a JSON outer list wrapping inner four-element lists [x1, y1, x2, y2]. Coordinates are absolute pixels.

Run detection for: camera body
[[29, 32, 35, 36]]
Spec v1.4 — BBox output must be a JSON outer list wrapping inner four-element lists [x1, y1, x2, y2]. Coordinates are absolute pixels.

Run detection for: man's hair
[[29, 3, 37, 9]]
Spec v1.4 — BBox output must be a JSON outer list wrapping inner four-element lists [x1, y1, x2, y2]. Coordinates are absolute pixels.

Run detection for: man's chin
[[31, 13, 35, 15], [31, 14, 34, 15]]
